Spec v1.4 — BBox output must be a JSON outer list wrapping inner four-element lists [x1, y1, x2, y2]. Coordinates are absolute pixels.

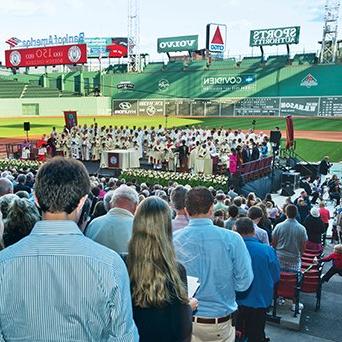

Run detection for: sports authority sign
[[206, 24, 227, 53], [5, 44, 87, 68], [157, 35, 198, 53], [249, 26, 300, 47]]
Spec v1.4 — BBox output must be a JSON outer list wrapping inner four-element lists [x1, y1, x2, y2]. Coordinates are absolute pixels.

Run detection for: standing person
[[319, 201, 331, 246], [318, 156, 332, 184], [303, 207, 325, 252], [0, 158, 138, 341], [247, 206, 270, 245], [170, 185, 189, 232], [272, 204, 308, 274], [235, 217, 280, 342], [174, 187, 253, 342], [225, 205, 239, 230], [177, 140, 189, 172], [86, 185, 139, 256], [127, 197, 193, 342]]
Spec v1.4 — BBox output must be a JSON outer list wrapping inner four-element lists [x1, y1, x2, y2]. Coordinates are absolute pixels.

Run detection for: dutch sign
[[249, 26, 300, 47], [157, 35, 198, 53], [206, 24, 227, 53], [5, 44, 87, 68]]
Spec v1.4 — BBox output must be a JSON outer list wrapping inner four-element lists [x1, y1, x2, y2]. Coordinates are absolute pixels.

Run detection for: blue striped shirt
[[0, 220, 139, 341]]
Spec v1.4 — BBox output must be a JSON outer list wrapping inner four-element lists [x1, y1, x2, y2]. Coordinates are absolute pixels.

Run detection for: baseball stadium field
[[0, 116, 341, 162]]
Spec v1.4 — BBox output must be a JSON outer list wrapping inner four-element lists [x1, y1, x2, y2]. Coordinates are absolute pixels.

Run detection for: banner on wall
[[5, 44, 87, 68]]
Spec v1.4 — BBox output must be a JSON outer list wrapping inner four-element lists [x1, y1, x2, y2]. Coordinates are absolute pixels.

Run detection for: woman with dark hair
[[3, 197, 40, 247], [127, 196, 194, 342]]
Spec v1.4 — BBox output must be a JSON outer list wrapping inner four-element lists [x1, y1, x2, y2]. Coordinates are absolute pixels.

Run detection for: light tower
[[128, 0, 141, 72], [320, 0, 341, 63]]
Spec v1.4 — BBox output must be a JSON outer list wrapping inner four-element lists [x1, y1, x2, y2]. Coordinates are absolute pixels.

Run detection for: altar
[[101, 149, 140, 169]]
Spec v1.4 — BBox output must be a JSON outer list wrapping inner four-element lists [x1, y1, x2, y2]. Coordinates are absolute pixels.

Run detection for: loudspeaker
[[281, 185, 295, 197], [23, 122, 30, 131], [281, 172, 300, 189], [270, 130, 281, 144]]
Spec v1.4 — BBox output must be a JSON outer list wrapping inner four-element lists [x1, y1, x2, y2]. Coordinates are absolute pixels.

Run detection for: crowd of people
[[0, 157, 341, 341], [24, 124, 280, 175]]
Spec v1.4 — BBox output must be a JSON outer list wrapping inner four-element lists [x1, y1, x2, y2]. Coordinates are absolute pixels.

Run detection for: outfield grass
[[0, 116, 340, 162]]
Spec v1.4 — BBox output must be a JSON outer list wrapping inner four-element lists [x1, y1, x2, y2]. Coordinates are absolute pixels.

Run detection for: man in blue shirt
[[235, 217, 280, 342], [0, 157, 138, 341], [174, 187, 253, 342]]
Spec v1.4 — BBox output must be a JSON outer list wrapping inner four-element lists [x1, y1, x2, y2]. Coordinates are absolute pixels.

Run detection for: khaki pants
[[192, 318, 235, 342]]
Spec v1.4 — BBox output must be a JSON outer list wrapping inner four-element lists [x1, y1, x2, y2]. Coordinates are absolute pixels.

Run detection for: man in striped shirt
[[0, 157, 138, 341]]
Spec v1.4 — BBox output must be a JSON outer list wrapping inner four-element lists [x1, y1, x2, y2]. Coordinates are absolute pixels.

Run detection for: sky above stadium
[[0, 0, 334, 62]]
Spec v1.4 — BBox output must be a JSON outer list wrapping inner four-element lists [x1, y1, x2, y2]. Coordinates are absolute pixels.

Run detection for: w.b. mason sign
[[157, 35, 198, 53]]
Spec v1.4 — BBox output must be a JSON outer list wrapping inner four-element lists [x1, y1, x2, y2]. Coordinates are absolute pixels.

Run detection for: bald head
[[0, 178, 13, 197]]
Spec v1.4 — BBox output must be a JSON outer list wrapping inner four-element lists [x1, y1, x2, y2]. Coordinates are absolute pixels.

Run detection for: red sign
[[5, 44, 87, 68], [64, 111, 78, 130]]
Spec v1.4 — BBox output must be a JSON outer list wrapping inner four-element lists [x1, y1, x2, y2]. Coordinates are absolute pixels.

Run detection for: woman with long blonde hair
[[127, 196, 193, 342]]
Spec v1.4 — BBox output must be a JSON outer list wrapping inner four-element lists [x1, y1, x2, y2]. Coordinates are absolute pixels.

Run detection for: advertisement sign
[[113, 100, 138, 115], [6, 32, 85, 49], [280, 97, 319, 116], [202, 74, 256, 91], [249, 26, 300, 46], [85, 37, 128, 58], [157, 35, 198, 53], [5, 44, 87, 68], [206, 24, 227, 53], [138, 100, 164, 116]]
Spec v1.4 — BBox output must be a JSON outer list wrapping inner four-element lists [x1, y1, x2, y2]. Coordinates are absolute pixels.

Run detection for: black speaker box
[[23, 122, 30, 131], [281, 185, 295, 197]]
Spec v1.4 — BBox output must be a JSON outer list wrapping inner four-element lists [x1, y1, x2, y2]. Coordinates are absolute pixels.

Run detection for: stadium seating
[[292, 53, 317, 65], [143, 62, 165, 72], [164, 61, 186, 71], [239, 56, 264, 68], [208, 58, 237, 69], [186, 60, 208, 71], [266, 55, 289, 66], [272, 272, 301, 317], [0, 78, 25, 98]]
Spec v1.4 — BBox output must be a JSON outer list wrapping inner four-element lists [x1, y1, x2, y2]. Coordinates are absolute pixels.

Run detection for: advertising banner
[[5, 32, 85, 49], [157, 35, 198, 53], [5, 44, 87, 68], [113, 100, 138, 115], [138, 100, 164, 116], [85, 37, 128, 58], [249, 26, 300, 46], [206, 24, 227, 53], [280, 97, 319, 116], [202, 74, 256, 92]]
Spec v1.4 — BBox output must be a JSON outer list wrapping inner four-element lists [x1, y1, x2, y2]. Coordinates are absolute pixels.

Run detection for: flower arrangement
[[0, 159, 43, 173], [120, 169, 228, 190]]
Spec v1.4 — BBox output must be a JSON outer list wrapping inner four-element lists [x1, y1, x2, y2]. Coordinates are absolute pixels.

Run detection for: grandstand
[[0, 51, 342, 117]]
